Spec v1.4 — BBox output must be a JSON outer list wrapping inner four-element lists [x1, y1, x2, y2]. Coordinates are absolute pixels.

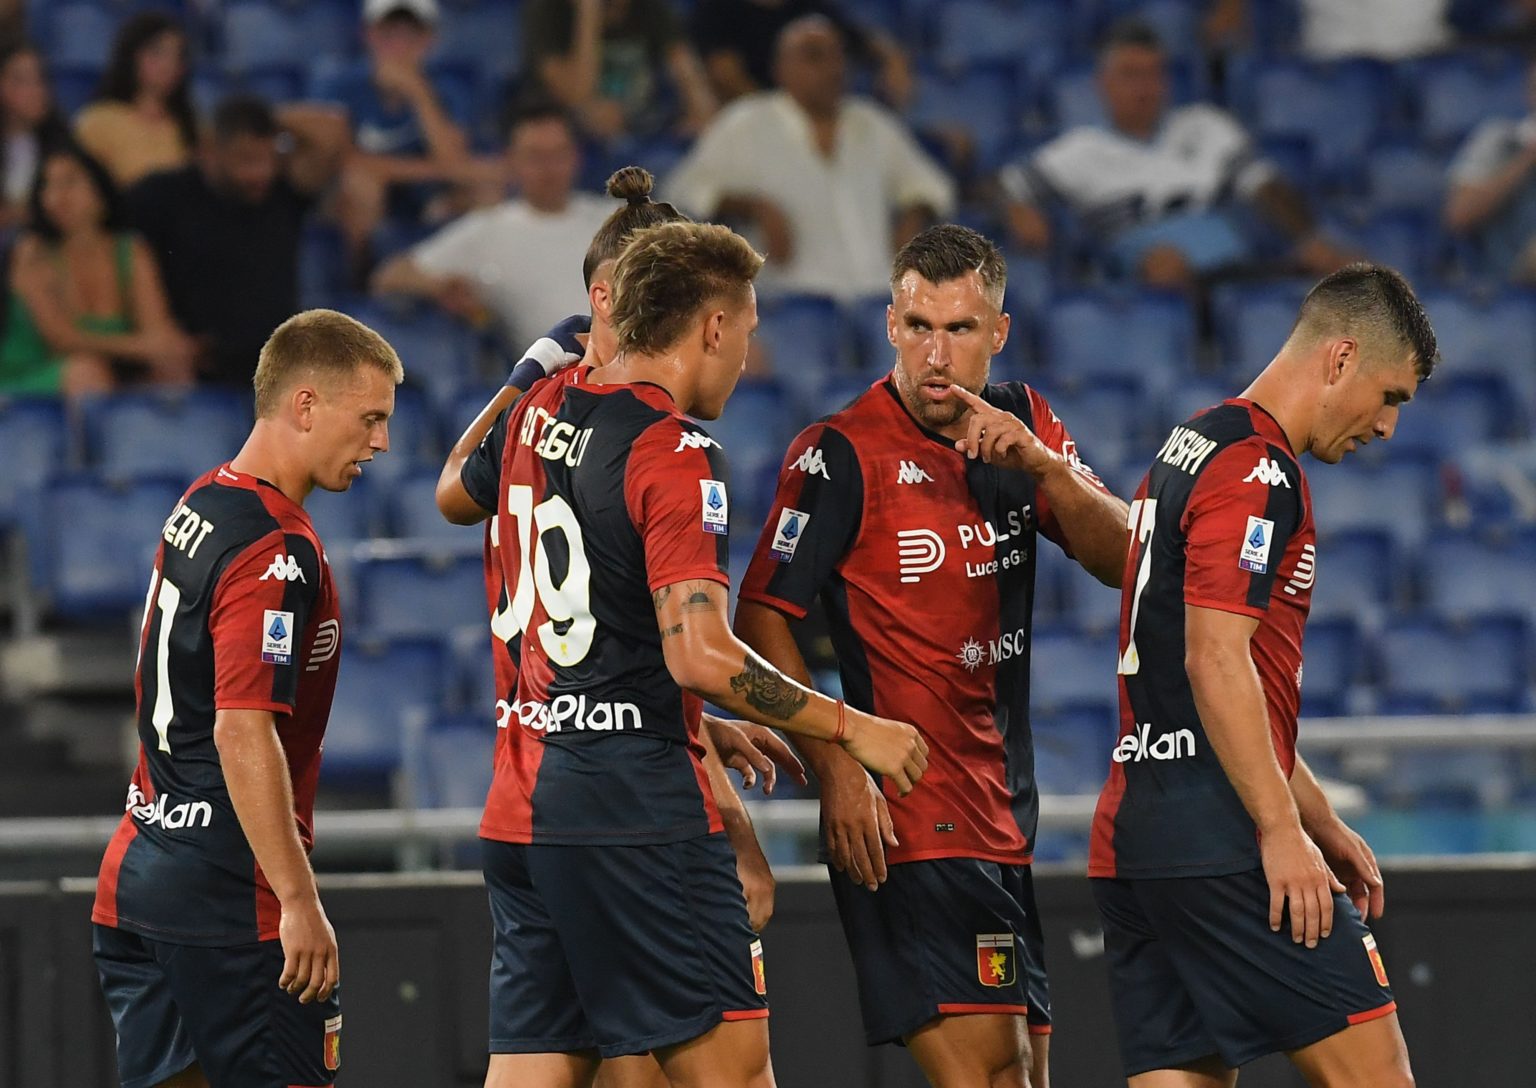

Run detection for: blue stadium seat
[[451, 625, 498, 709], [1403, 52, 1527, 150], [1307, 455, 1438, 549], [1390, 371, 1515, 457], [41, 5, 117, 67], [82, 389, 250, 487], [1333, 211, 1434, 283], [1367, 142, 1448, 215], [324, 638, 448, 781], [1298, 617, 1361, 717], [49, 63, 102, 118], [1054, 555, 1122, 636], [1417, 290, 1536, 403], [1244, 59, 1388, 186], [222, 3, 303, 72], [32, 475, 184, 618], [1158, 378, 1229, 436], [411, 712, 495, 808], [1043, 58, 1201, 130], [1034, 377, 1158, 473], [0, 398, 69, 526], [342, 301, 480, 410], [303, 477, 378, 547], [1421, 532, 1536, 625], [709, 378, 795, 529], [354, 548, 487, 640], [431, 3, 523, 80], [753, 295, 846, 408], [1210, 280, 1310, 371], [233, 65, 306, 105], [1029, 625, 1119, 715], [934, 2, 1064, 84], [1039, 289, 1197, 391], [362, 382, 439, 488], [389, 468, 479, 542], [1376, 614, 1529, 714], [1308, 529, 1398, 624], [1032, 707, 1115, 795], [298, 223, 347, 310]]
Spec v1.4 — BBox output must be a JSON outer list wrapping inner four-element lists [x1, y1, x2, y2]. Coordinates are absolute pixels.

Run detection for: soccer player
[[735, 224, 1130, 1088], [91, 309, 402, 1088], [1088, 264, 1435, 1087], [437, 220, 927, 1088]]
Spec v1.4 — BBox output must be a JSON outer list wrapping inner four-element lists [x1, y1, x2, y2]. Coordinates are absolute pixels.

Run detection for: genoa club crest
[[751, 939, 767, 995], [976, 933, 1016, 988], [324, 1014, 342, 1072], [1363, 934, 1390, 988]]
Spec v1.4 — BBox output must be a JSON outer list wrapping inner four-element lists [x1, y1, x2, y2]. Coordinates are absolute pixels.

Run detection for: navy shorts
[[93, 924, 342, 1088], [483, 832, 769, 1059], [1092, 868, 1398, 1076], [829, 857, 1052, 1047]]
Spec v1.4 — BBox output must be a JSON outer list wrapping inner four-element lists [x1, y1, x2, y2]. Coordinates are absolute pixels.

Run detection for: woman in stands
[[0, 143, 196, 396], [0, 43, 69, 232], [73, 12, 198, 189]]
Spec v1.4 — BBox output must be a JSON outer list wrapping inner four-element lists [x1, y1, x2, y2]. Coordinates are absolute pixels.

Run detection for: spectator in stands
[[127, 96, 349, 386], [0, 43, 69, 233], [691, 0, 912, 108], [1000, 20, 1353, 289], [524, 0, 717, 141], [371, 103, 613, 348], [0, 144, 195, 397], [322, 0, 481, 276], [1209, 0, 1453, 58], [1443, 62, 1536, 282], [665, 16, 953, 301], [73, 13, 197, 189]]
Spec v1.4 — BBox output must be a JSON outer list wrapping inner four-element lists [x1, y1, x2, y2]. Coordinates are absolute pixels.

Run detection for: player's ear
[[992, 311, 1012, 356], [1325, 337, 1357, 386], [885, 303, 897, 346], [702, 309, 727, 354], [291, 385, 319, 431], [589, 278, 613, 325]]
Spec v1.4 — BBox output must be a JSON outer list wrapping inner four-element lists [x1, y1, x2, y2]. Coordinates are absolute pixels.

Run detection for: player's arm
[[654, 579, 927, 794], [735, 600, 897, 891], [277, 103, 349, 195], [1290, 754, 1385, 921], [435, 315, 591, 524], [213, 709, 337, 1004], [703, 713, 806, 795], [1185, 604, 1343, 948], [948, 384, 1130, 586], [696, 718, 775, 931]]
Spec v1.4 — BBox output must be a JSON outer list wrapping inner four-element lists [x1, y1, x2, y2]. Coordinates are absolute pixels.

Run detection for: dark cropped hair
[[211, 94, 278, 142], [28, 143, 126, 241], [501, 95, 577, 147], [1292, 262, 1440, 379], [890, 224, 1008, 309], [1099, 17, 1164, 56], [95, 12, 198, 152], [0, 43, 70, 181], [582, 166, 690, 288]]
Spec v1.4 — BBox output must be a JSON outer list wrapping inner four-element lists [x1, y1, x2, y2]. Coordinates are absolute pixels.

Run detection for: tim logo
[[896, 528, 945, 583], [976, 933, 1016, 987], [258, 553, 306, 583], [1243, 457, 1292, 488], [307, 619, 340, 672], [674, 431, 718, 453], [1284, 544, 1316, 596], [896, 460, 932, 484], [792, 446, 831, 480]]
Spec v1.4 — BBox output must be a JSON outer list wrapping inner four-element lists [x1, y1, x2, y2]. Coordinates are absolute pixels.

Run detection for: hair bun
[[606, 165, 655, 206]]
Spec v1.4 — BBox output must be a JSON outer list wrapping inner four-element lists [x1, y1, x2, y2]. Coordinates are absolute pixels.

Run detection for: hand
[[1260, 820, 1346, 948], [947, 385, 1057, 476], [577, 98, 628, 140], [372, 59, 428, 103], [277, 894, 339, 1004], [821, 751, 897, 891], [876, 53, 915, 110], [435, 275, 489, 324], [141, 328, 199, 382], [755, 199, 794, 265], [735, 838, 776, 931], [704, 716, 808, 795], [1310, 817, 1385, 921], [839, 708, 927, 796]]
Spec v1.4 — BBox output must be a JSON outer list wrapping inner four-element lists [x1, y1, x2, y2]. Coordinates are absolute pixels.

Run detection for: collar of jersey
[[877, 375, 993, 452], [215, 462, 315, 523], [1225, 397, 1291, 451]]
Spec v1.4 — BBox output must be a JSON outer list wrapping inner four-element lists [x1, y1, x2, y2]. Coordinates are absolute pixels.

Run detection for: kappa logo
[[1243, 457, 1292, 488], [258, 553, 306, 583], [896, 460, 933, 484], [674, 431, 719, 453], [792, 446, 831, 480], [896, 528, 945, 583]]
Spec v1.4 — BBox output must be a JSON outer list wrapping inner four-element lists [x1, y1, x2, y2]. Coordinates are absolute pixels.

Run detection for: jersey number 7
[[1118, 498, 1157, 677]]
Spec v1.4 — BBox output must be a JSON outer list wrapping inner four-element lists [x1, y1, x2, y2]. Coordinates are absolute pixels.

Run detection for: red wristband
[[832, 699, 847, 744]]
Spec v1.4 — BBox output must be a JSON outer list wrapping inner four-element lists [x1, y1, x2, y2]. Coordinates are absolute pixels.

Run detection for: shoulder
[[981, 380, 1041, 424], [74, 101, 126, 131], [1033, 125, 1117, 173], [710, 93, 778, 135], [1168, 102, 1244, 137]]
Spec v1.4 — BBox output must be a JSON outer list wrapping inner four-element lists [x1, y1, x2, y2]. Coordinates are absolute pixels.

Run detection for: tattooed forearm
[[727, 655, 809, 721], [652, 586, 672, 611], [661, 623, 684, 639], [682, 590, 715, 613]]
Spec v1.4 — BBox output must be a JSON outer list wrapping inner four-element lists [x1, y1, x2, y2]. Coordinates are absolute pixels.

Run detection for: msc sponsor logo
[[792, 446, 831, 480], [1243, 457, 1292, 488], [674, 431, 718, 453], [1112, 723, 1196, 763], [496, 695, 643, 733], [259, 553, 306, 583], [955, 628, 1028, 673], [126, 784, 212, 830]]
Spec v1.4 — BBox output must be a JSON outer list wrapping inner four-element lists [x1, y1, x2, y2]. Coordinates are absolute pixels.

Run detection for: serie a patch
[[1239, 515, 1275, 574], [769, 508, 809, 561], [701, 480, 728, 535], [262, 610, 295, 664]]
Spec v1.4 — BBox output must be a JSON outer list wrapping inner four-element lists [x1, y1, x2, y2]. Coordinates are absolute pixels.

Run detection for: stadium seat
[[1032, 707, 1115, 795], [222, 3, 303, 72], [40, 5, 117, 68], [1307, 455, 1438, 549], [0, 398, 69, 526], [755, 295, 848, 410], [1158, 377, 1229, 436], [82, 389, 251, 488], [1039, 289, 1197, 392], [451, 626, 498, 709], [709, 378, 795, 529], [48, 63, 102, 118], [342, 301, 480, 410], [1243, 59, 1388, 186], [303, 477, 378, 547], [1417, 290, 1536, 403], [1308, 529, 1399, 624], [1029, 625, 1119, 715], [389, 468, 479, 542], [1420, 532, 1536, 625], [1390, 372, 1515, 458], [431, 2, 524, 80], [1210, 280, 1311, 372], [362, 381, 438, 488], [31, 475, 184, 619], [1298, 617, 1361, 717], [1376, 614, 1529, 714], [324, 637, 448, 782], [1043, 58, 1200, 131], [1366, 142, 1448, 215], [1403, 52, 1528, 150], [1034, 376, 1158, 474], [1053, 555, 1122, 636], [845, 294, 894, 374], [410, 712, 495, 808], [353, 546, 487, 640], [934, 2, 1064, 85], [1327, 211, 1434, 284]]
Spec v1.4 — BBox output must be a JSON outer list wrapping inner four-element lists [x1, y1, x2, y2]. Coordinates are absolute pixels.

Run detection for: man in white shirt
[[1001, 21, 1350, 289], [1444, 61, 1536, 282], [664, 15, 954, 301], [371, 103, 613, 346]]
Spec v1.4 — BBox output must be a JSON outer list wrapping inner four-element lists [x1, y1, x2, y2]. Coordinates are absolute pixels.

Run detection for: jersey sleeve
[[993, 384, 1109, 556], [1180, 439, 1303, 618], [624, 419, 732, 592], [208, 529, 322, 714], [738, 422, 863, 619], [460, 403, 515, 514]]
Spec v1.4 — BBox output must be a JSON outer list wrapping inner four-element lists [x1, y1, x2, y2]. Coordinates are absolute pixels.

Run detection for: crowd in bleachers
[[6, 0, 1536, 829]]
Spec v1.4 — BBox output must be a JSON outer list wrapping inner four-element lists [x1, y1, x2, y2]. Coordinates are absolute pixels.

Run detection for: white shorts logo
[[262, 609, 295, 664], [1239, 516, 1275, 574], [701, 480, 728, 535], [897, 528, 945, 583], [770, 508, 808, 562]]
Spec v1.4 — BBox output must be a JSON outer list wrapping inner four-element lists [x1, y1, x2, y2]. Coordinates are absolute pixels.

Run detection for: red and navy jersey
[[461, 368, 729, 846], [93, 465, 341, 946], [1090, 400, 1315, 879], [740, 378, 1106, 865]]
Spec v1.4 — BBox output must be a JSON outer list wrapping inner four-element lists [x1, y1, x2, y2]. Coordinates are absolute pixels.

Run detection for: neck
[[134, 92, 167, 117], [1114, 116, 1157, 140], [589, 349, 690, 410], [61, 226, 109, 250], [790, 93, 838, 123], [229, 421, 314, 506], [1240, 356, 1314, 457], [525, 192, 570, 215]]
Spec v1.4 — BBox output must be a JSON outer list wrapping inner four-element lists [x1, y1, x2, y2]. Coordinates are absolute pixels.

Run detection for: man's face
[[887, 270, 1010, 433], [693, 288, 759, 421], [509, 118, 580, 211], [366, 13, 433, 66], [775, 24, 845, 114], [1311, 345, 1419, 464], [210, 132, 279, 205], [1098, 43, 1167, 135], [306, 368, 396, 492]]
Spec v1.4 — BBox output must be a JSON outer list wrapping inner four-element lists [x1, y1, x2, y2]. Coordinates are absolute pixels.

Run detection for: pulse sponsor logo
[[306, 618, 340, 672], [770, 508, 808, 562], [1112, 723, 1197, 763], [497, 695, 643, 732], [1283, 543, 1316, 596], [126, 784, 212, 830], [896, 528, 945, 583]]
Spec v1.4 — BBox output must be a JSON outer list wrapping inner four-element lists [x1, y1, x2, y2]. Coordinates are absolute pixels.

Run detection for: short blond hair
[[610, 222, 764, 354], [253, 309, 405, 417]]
